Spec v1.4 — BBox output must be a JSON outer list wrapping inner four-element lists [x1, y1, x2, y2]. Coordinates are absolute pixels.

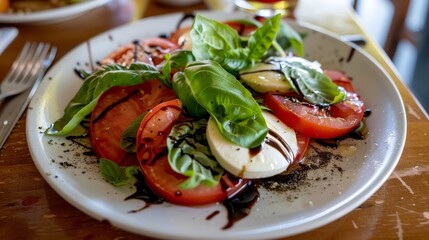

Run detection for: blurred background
[[351, 0, 429, 112]]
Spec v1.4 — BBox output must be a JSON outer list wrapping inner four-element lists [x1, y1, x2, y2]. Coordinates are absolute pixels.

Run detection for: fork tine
[[11, 43, 46, 85], [3, 42, 32, 84], [9, 43, 38, 82], [26, 44, 56, 87], [22, 43, 51, 85], [0, 42, 56, 101]]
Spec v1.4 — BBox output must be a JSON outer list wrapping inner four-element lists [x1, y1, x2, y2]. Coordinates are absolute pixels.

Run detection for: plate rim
[[0, 0, 111, 24], [26, 10, 407, 239]]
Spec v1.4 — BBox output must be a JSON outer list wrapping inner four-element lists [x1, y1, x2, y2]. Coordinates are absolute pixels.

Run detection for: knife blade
[[0, 47, 56, 149]]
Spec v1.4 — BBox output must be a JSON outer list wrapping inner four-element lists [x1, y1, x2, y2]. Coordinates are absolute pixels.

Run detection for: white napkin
[[0, 27, 18, 55]]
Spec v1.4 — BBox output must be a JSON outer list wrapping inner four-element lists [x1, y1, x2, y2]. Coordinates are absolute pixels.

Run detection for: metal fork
[[0, 42, 57, 101]]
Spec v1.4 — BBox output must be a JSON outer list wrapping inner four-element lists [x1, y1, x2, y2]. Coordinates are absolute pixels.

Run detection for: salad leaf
[[274, 22, 304, 57], [172, 72, 208, 118], [247, 14, 281, 61], [160, 53, 172, 88], [182, 60, 267, 148], [280, 61, 347, 105], [226, 18, 304, 58], [120, 113, 146, 152], [190, 14, 283, 75], [99, 158, 138, 186], [168, 50, 196, 69], [160, 50, 196, 88], [190, 14, 249, 74], [46, 63, 163, 135], [167, 119, 224, 189]]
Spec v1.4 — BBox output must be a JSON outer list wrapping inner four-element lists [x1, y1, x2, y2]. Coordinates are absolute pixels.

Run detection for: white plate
[[0, 0, 111, 24], [26, 11, 407, 240]]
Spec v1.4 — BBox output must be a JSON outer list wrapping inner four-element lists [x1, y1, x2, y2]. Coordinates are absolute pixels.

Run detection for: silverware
[[0, 42, 54, 101], [0, 43, 57, 149]]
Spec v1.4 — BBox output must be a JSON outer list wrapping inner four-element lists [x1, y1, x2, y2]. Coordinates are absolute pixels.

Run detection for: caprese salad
[[46, 14, 366, 208]]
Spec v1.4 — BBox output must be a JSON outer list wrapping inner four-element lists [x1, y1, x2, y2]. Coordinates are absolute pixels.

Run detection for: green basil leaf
[[160, 53, 172, 88], [168, 50, 196, 69], [172, 72, 208, 118], [281, 62, 347, 105], [247, 13, 281, 61], [183, 60, 267, 148], [190, 14, 249, 74], [120, 113, 146, 152], [46, 63, 163, 135], [167, 119, 224, 189], [99, 158, 137, 186], [276, 22, 305, 57]]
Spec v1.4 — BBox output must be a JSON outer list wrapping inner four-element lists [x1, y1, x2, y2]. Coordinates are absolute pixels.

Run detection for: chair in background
[[353, 0, 419, 59]]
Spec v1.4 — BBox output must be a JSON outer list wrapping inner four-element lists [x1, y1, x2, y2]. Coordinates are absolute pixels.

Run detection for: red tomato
[[89, 80, 176, 165], [224, 21, 257, 37], [136, 99, 183, 165], [140, 154, 249, 206], [264, 72, 365, 139], [136, 99, 249, 206], [293, 132, 310, 165], [101, 38, 179, 66], [142, 38, 180, 65], [325, 70, 356, 92], [169, 26, 191, 48]]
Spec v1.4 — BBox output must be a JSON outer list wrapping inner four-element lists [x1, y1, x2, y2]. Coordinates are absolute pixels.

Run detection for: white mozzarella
[[206, 111, 298, 179], [240, 63, 292, 93], [178, 31, 192, 50], [239, 56, 322, 94]]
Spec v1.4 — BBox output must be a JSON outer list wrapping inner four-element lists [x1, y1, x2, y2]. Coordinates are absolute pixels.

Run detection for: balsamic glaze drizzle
[[92, 89, 141, 124]]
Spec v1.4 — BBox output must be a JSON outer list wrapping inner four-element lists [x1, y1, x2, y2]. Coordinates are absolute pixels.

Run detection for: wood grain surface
[[0, 0, 428, 239]]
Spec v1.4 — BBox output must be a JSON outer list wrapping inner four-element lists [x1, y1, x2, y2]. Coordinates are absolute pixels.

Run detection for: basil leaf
[[46, 63, 163, 135], [160, 51, 196, 89], [120, 113, 145, 152], [99, 158, 137, 186], [172, 72, 208, 118], [247, 14, 281, 61], [168, 50, 196, 69], [190, 14, 249, 74], [226, 18, 303, 58], [160, 53, 172, 88], [276, 22, 305, 57], [280, 62, 347, 105], [167, 119, 224, 189], [183, 60, 267, 148]]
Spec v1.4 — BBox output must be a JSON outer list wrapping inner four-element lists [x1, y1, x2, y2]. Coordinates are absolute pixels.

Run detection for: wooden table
[[1, 0, 428, 239]]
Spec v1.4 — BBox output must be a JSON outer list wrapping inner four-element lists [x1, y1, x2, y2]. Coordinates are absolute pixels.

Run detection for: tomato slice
[[101, 38, 179, 66], [136, 99, 249, 206], [224, 21, 257, 36], [264, 72, 365, 139], [169, 26, 192, 49], [325, 70, 356, 92], [101, 43, 151, 66], [136, 99, 183, 165], [142, 38, 180, 65], [140, 154, 249, 206], [89, 80, 176, 165], [293, 132, 310, 165]]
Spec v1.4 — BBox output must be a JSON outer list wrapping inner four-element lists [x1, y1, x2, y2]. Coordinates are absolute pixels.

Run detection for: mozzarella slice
[[239, 56, 322, 94], [240, 63, 292, 93], [206, 111, 298, 179]]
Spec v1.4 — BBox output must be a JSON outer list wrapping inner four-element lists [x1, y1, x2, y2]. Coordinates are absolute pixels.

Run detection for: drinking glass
[[234, 0, 298, 18]]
